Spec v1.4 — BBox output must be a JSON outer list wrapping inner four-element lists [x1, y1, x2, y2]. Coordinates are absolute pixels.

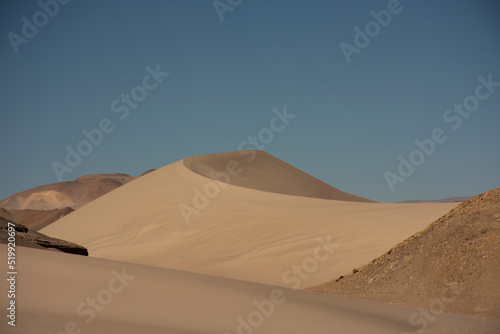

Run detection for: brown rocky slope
[[308, 188, 500, 320]]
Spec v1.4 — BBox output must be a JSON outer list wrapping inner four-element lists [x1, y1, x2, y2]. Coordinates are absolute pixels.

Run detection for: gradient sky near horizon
[[1, 0, 499, 203]]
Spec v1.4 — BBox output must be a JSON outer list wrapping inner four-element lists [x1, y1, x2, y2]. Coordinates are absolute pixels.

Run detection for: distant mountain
[[0, 173, 137, 210], [309, 189, 500, 319], [397, 196, 472, 204], [0, 170, 155, 229], [0, 207, 74, 231]]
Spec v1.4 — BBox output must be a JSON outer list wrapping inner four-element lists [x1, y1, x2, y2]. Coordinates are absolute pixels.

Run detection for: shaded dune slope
[[183, 150, 375, 202]]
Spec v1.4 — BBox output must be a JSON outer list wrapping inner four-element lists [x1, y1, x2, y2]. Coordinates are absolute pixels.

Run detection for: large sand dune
[[41, 151, 458, 287], [0, 245, 476, 334]]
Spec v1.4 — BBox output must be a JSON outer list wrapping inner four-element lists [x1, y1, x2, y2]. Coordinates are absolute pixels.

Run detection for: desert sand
[[0, 244, 477, 334], [41, 151, 458, 288]]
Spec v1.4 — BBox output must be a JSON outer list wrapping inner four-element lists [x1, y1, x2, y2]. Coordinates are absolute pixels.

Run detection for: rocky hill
[[309, 188, 500, 320]]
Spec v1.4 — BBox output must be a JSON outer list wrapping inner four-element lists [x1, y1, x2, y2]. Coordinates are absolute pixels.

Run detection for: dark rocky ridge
[[0, 216, 88, 256]]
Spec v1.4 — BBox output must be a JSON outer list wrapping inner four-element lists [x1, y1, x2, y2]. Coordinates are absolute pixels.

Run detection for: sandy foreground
[[0, 244, 477, 334], [41, 151, 459, 288]]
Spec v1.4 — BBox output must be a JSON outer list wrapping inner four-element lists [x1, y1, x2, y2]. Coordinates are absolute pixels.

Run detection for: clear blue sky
[[1, 0, 499, 203]]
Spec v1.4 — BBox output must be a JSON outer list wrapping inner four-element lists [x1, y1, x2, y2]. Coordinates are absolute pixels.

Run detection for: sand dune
[[0, 245, 476, 334], [41, 151, 458, 287]]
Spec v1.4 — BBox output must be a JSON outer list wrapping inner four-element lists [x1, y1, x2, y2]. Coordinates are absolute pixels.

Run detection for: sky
[[0, 0, 499, 203]]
